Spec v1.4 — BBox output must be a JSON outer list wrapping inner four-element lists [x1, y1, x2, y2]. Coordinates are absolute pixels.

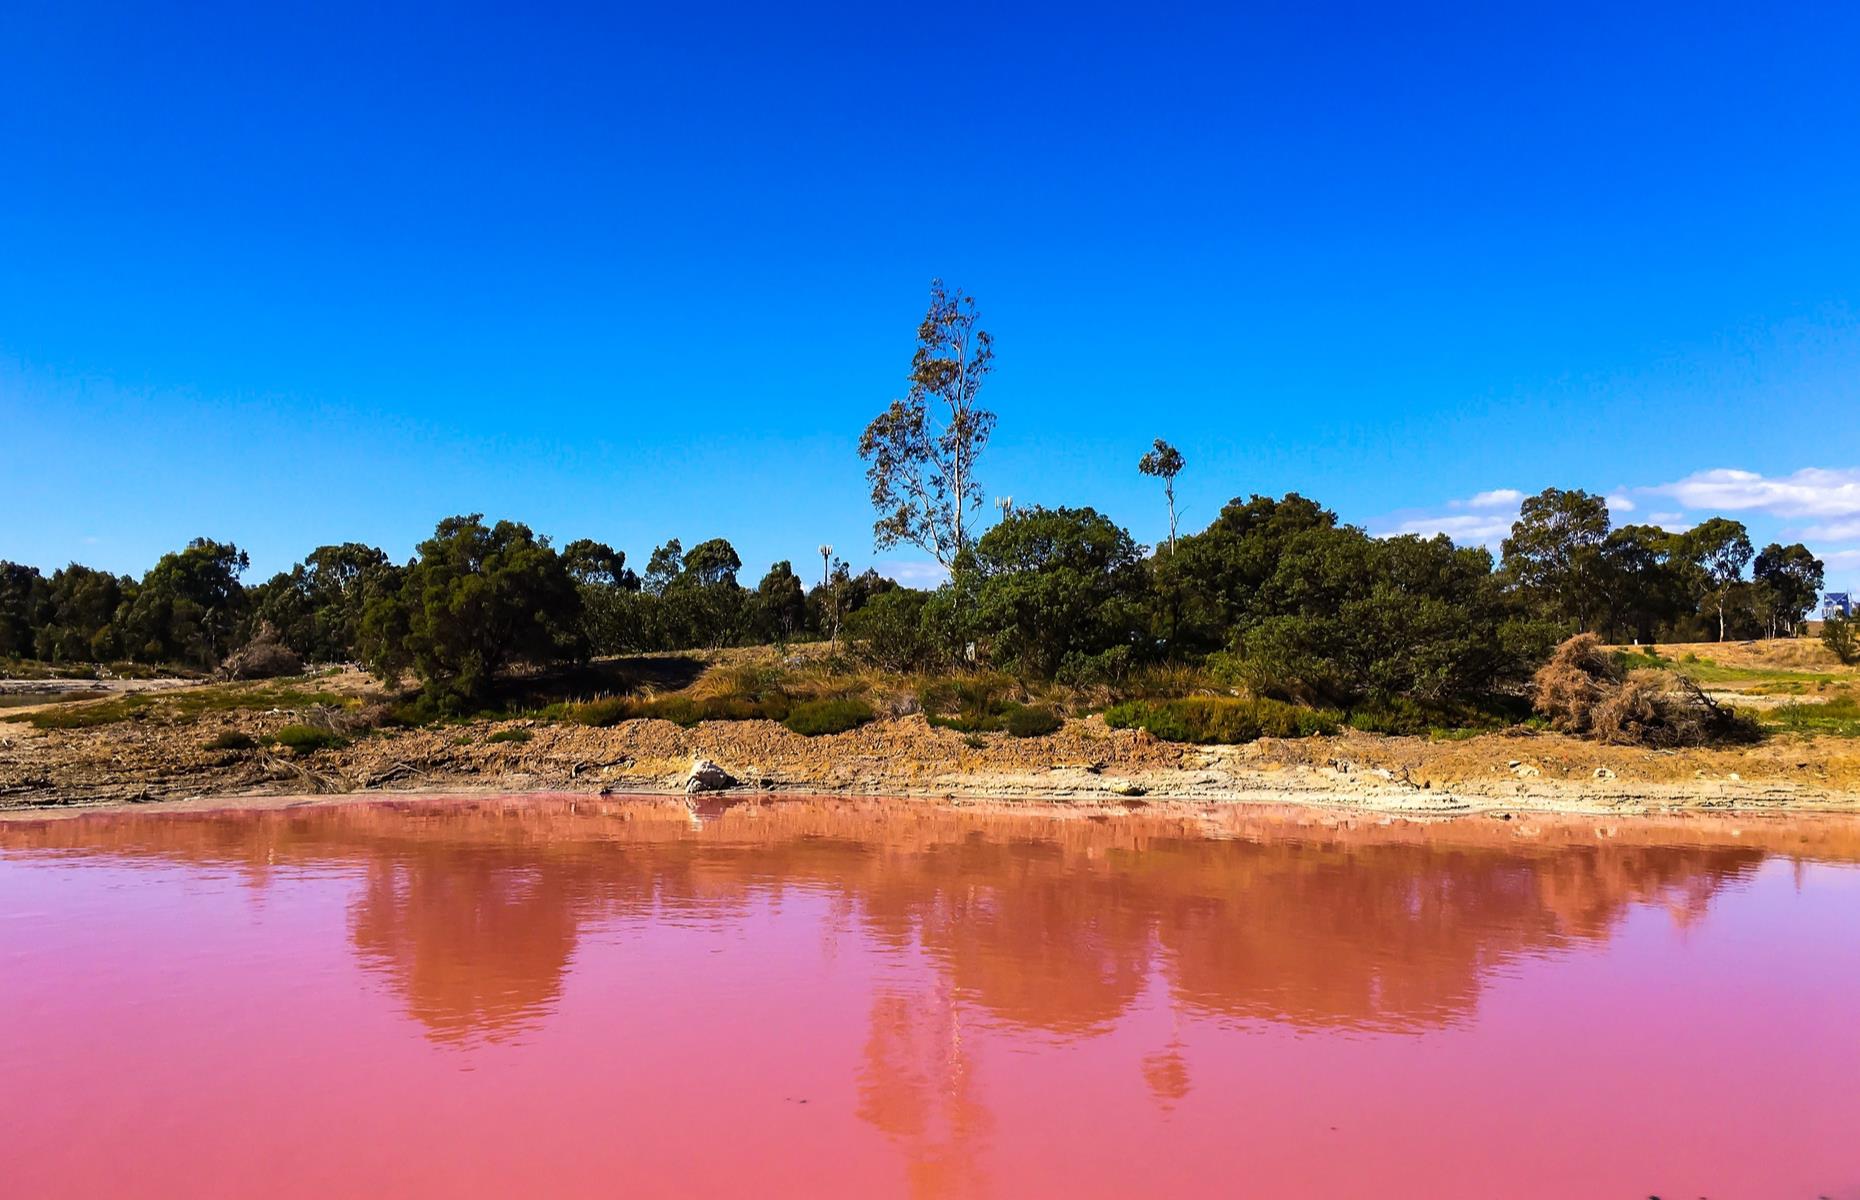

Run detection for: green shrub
[[204, 730, 258, 751], [485, 728, 533, 744], [783, 698, 875, 736], [1103, 697, 1339, 744], [271, 724, 347, 754], [1001, 704, 1063, 737]]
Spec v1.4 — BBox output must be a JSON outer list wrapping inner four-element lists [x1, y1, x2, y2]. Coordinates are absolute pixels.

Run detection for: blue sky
[[4, 1, 1858, 591]]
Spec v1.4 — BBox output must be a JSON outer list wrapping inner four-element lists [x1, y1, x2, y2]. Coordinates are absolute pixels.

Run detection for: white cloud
[[1646, 467, 1860, 517], [1645, 512, 1692, 532], [1380, 512, 1516, 547], [1605, 493, 1636, 513], [1799, 519, 1860, 542], [1463, 488, 1523, 510], [874, 559, 950, 588]]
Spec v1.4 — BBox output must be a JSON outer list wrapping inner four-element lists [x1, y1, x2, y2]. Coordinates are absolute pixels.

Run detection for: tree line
[[0, 281, 1830, 715]]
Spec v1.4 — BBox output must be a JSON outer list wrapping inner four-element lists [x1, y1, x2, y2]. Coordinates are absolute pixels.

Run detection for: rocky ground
[[6, 696, 1860, 819], [6, 640, 1860, 820]]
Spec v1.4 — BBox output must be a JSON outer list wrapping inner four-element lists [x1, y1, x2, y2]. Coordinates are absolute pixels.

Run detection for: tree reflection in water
[[7, 792, 1850, 1191]]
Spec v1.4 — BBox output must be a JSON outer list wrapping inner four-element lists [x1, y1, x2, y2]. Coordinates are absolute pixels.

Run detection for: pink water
[[4, 795, 1859, 1198]]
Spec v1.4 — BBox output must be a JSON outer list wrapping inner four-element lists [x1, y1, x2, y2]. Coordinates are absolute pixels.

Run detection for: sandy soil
[[6, 702, 1860, 821], [6, 639, 1858, 821]]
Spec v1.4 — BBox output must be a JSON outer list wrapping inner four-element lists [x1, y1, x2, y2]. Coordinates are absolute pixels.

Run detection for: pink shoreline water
[[4, 795, 1859, 1198]]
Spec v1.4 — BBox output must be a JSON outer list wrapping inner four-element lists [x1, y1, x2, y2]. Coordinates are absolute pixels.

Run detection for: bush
[[1532, 633, 1760, 747], [1824, 612, 1859, 665], [783, 698, 875, 736], [216, 632, 304, 681], [204, 730, 258, 751], [271, 724, 347, 754], [1001, 704, 1063, 737], [1103, 697, 1340, 743], [1055, 645, 1134, 688], [485, 728, 533, 744]]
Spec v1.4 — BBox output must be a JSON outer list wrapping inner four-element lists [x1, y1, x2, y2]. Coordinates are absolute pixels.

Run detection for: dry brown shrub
[[1531, 633, 1618, 735], [217, 637, 304, 681], [1535, 635, 1759, 747]]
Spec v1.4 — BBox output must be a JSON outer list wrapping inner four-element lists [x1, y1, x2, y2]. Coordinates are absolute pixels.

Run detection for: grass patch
[[1344, 696, 1528, 737], [1615, 649, 1843, 687], [1765, 695, 1860, 737], [484, 728, 533, 744], [783, 698, 875, 736], [204, 730, 258, 751], [271, 724, 347, 754], [28, 683, 356, 730], [917, 676, 1060, 737], [1104, 697, 1340, 744]]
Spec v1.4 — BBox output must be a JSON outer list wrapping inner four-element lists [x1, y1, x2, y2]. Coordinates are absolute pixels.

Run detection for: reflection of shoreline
[[1, 795, 1818, 1048]]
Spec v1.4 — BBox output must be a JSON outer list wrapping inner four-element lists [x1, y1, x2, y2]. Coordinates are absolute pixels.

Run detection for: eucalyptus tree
[[1138, 439, 1187, 554], [859, 280, 996, 566]]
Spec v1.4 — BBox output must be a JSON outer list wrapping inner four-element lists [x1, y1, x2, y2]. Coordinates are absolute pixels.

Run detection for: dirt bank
[[6, 701, 1860, 820]]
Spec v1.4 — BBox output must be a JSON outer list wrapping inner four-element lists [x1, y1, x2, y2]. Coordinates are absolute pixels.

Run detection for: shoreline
[[7, 768, 1860, 824]]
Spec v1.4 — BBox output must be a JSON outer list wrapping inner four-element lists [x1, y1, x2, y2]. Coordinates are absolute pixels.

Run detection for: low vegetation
[[1104, 697, 1341, 743]]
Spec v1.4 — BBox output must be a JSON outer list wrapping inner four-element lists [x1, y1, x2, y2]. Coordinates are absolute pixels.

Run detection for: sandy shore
[[7, 704, 1860, 821]]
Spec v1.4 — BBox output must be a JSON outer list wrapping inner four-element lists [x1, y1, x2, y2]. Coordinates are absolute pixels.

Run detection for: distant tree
[[642, 540, 684, 596], [1152, 493, 1337, 654], [0, 562, 46, 658], [859, 280, 996, 566], [1752, 543, 1824, 638], [255, 543, 394, 661], [561, 539, 635, 590], [357, 515, 581, 708], [118, 539, 251, 667], [754, 561, 807, 645], [1681, 517, 1754, 642], [973, 506, 1145, 678], [1597, 525, 1685, 644], [1501, 488, 1611, 633], [34, 564, 129, 662], [1137, 439, 1187, 553]]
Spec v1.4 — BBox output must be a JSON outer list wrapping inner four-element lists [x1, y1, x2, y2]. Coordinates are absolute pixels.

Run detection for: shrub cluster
[[916, 677, 1062, 737], [1102, 697, 1340, 743], [271, 724, 347, 754], [1531, 634, 1759, 747], [782, 698, 875, 736]]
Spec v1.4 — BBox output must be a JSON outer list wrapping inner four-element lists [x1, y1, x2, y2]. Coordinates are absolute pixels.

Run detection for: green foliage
[[1766, 694, 1860, 737], [251, 543, 395, 662], [916, 676, 1061, 736], [783, 697, 875, 736], [358, 514, 583, 709], [1752, 543, 1824, 637], [1103, 697, 1340, 743], [1343, 696, 1525, 736], [117, 539, 251, 667], [1000, 704, 1063, 737], [847, 588, 944, 672], [972, 506, 1145, 678], [204, 730, 258, 751], [1055, 645, 1134, 688], [859, 280, 996, 566], [1500, 488, 1611, 634], [271, 724, 347, 754], [484, 727, 533, 744], [1823, 613, 1859, 666]]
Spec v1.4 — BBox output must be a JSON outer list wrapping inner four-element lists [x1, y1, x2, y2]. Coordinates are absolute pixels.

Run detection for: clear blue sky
[[4, 1, 1858, 590]]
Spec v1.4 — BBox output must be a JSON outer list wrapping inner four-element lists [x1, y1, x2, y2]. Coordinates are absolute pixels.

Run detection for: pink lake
[[3, 794, 1859, 1198]]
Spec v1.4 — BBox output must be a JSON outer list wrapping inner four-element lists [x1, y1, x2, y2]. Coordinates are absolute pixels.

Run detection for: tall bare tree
[[859, 280, 996, 566], [1138, 439, 1186, 553]]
